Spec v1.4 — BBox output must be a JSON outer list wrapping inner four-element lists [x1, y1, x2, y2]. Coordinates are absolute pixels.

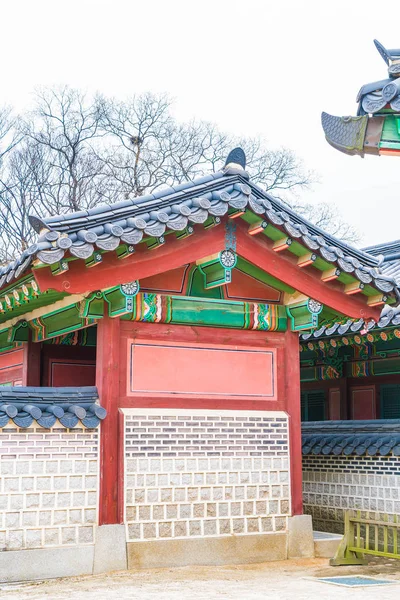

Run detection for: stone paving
[[2, 559, 400, 600]]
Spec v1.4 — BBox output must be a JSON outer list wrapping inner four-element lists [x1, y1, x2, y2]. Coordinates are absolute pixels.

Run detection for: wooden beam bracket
[[273, 237, 292, 252], [344, 281, 365, 295], [367, 293, 388, 307], [146, 236, 165, 250], [116, 244, 135, 260], [321, 267, 341, 282], [197, 250, 237, 289], [85, 252, 103, 269], [248, 220, 268, 236], [297, 252, 317, 268]]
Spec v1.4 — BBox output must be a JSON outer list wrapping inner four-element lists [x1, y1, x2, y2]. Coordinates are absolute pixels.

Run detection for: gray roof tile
[[0, 386, 105, 429], [302, 420, 400, 456]]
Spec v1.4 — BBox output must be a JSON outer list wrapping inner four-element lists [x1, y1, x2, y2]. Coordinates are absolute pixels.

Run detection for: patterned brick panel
[[0, 426, 99, 551], [303, 454, 400, 534], [124, 409, 290, 541]]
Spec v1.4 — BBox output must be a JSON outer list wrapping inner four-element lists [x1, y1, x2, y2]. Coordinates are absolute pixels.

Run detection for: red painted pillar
[[284, 329, 303, 516], [22, 333, 41, 386], [96, 314, 121, 525]]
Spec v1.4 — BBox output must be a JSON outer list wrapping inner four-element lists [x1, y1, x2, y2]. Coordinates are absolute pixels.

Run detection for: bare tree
[[22, 87, 105, 213], [98, 94, 314, 199], [0, 88, 358, 260], [0, 140, 49, 262]]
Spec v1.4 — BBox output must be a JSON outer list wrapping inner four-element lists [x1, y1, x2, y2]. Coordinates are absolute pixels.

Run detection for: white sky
[[2, 0, 400, 247]]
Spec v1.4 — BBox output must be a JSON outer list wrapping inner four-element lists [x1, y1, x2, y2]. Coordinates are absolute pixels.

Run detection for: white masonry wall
[[303, 454, 400, 534], [0, 425, 99, 551], [124, 409, 291, 542]]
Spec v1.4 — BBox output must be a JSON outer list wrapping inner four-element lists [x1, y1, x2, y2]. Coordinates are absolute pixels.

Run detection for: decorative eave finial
[[322, 39, 400, 157], [223, 147, 249, 178]]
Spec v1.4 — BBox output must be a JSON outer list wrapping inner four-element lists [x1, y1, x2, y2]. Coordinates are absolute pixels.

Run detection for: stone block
[[127, 532, 287, 569], [313, 531, 342, 558], [44, 528, 60, 546], [93, 524, 127, 574], [25, 529, 42, 548], [61, 526, 77, 544], [0, 545, 95, 582], [287, 515, 314, 558], [8, 530, 23, 550], [79, 526, 94, 544]]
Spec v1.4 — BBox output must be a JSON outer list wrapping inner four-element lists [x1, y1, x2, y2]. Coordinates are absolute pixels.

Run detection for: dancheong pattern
[[126, 292, 285, 331]]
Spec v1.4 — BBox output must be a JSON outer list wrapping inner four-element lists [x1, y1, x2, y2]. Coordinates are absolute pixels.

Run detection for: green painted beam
[[236, 257, 295, 294]]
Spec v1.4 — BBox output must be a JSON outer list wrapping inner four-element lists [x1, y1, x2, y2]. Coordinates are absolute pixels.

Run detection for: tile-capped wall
[[303, 454, 400, 534], [124, 409, 290, 541], [0, 426, 99, 551]]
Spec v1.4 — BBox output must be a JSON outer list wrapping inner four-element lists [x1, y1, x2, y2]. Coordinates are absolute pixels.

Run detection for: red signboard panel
[[129, 341, 276, 399]]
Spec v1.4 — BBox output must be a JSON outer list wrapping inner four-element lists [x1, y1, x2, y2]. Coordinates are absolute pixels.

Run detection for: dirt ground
[[2, 558, 400, 600]]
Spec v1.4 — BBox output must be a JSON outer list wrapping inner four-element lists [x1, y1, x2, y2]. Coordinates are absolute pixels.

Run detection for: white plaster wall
[[0, 425, 99, 551]]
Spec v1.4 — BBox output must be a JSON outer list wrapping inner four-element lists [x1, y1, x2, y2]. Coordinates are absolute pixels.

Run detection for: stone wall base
[[127, 533, 288, 570], [0, 524, 128, 583], [1, 528, 315, 582]]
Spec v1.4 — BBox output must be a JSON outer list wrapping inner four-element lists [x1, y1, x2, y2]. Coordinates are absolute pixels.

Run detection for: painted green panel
[[187, 267, 223, 299], [104, 287, 128, 317], [43, 305, 85, 337], [171, 297, 247, 328], [313, 257, 335, 271], [288, 240, 311, 258], [300, 367, 318, 382], [263, 223, 286, 242], [0, 329, 16, 352], [236, 257, 295, 294], [240, 212, 259, 225], [380, 116, 400, 147], [372, 357, 400, 375], [0, 291, 67, 325]]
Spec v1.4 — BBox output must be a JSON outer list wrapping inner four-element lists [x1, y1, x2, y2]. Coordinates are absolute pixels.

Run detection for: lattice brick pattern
[[124, 409, 290, 541], [303, 454, 400, 534], [0, 426, 99, 551]]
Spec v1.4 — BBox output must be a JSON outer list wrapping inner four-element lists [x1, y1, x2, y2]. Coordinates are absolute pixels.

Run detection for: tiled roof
[[364, 239, 400, 285], [302, 420, 400, 456], [0, 149, 397, 298], [0, 386, 105, 428], [301, 240, 400, 341], [301, 303, 400, 341]]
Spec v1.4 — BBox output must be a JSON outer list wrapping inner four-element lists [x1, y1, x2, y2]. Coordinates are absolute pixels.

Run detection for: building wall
[[303, 454, 400, 533], [0, 348, 23, 385], [301, 374, 400, 421], [0, 425, 99, 551], [124, 409, 291, 542]]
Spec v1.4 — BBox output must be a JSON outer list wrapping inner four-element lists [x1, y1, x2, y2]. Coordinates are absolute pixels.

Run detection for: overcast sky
[[2, 0, 399, 247]]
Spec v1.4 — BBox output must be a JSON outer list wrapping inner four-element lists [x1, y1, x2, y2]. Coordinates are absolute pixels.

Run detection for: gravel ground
[[1, 558, 400, 600]]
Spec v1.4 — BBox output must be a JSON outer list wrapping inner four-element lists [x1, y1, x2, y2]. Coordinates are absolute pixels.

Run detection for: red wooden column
[[284, 329, 303, 516], [96, 314, 121, 525], [22, 332, 41, 386]]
